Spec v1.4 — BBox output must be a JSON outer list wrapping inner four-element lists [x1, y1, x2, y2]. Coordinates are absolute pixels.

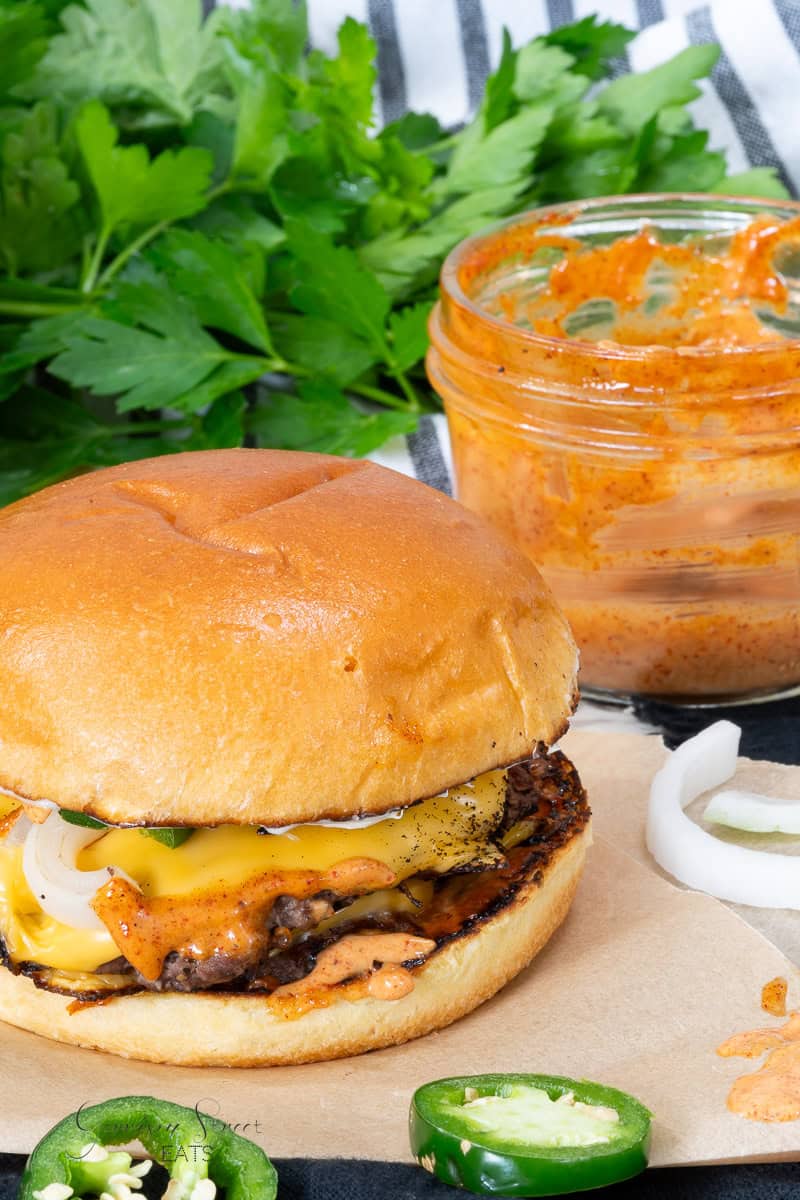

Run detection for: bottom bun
[[0, 824, 590, 1066]]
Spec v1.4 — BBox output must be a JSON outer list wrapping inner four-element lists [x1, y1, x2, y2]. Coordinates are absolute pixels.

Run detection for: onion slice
[[704, 789, 800, 834], [22, 814, 138, 931], [3, 810, 30, 848], [646, 721, 800, 909]]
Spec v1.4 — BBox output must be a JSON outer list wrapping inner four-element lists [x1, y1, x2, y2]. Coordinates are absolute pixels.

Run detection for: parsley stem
[[95, 219, 170, 291], [82, 226, 112, 294], [350, 382, 415, 412], [0, 301, 83, 317], [390, 368, 422, 412], [277, 359, 419, 414], [96, 181, 235, 292]]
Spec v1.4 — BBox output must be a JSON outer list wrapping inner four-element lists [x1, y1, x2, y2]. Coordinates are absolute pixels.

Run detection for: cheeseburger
[[0, 449, 589, 1065]]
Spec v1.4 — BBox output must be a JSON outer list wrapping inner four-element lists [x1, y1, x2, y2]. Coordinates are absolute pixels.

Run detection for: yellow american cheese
[[0, 768, 508, 974], [0, 843, 117, 971], [0, 796, 19, 822]]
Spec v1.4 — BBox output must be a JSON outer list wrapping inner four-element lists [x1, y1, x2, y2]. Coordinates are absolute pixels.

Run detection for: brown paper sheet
[[2, 730, 800, 1167]]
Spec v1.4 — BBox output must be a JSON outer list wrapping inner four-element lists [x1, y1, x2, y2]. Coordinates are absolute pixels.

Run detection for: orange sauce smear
[[91, 857, 396, 981], [268, 933, 435, 1020], [762, 976, 789, 1018], [717, 1006, 800, 1121]]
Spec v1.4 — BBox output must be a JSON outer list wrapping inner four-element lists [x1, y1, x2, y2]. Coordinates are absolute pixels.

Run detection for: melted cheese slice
[[0, 769, 508, 974], [0, 796, 19, 822], [77, 770, 508, 896]]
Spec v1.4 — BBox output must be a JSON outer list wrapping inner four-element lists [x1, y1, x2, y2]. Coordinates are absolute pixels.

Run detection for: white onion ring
[[704, 789, 800, 834], [22, 814, 138, 931], [646, 721, 800, 909]]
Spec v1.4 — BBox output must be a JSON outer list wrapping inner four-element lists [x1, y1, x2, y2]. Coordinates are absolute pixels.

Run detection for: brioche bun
[[0, 825, 588, 1065], [0, 449, 577, 827]]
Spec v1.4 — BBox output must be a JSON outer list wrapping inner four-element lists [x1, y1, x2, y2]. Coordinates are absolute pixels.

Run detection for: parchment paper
[[1, 731, 799, 1167]]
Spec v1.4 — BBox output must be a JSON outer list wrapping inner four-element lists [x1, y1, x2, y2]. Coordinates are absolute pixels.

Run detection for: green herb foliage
[[0, 2, 786, 502], [140, 827, 194, 848], [59, 807, 194, 847], [59, 808, 107, 829]]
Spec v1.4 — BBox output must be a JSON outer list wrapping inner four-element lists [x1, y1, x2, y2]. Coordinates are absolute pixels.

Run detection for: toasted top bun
[[0, 449, 577, 826]]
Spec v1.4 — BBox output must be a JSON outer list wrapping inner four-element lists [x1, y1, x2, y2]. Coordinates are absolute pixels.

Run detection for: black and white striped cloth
[[217, 0, 800, 739]]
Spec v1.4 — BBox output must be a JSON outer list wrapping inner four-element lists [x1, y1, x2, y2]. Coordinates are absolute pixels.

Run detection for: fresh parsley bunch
[[0, 0, 786, 504]]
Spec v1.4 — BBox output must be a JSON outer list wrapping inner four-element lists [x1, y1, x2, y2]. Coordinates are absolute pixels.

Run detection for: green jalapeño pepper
[[410, 1074, 652, 1196], [19, 1095, 277, 1200]]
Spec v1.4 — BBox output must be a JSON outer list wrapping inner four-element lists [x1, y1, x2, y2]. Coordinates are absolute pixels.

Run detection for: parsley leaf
[[713, 168, 788, 199], [49, 268, 237, 411], [359, 186, 516, 299], [389, 301, 433, 374], [60, 808, 107, 829], [187, 392, 247, 450], [0, 1, 50, 97], [169, 360, 267, 415], [249, 379, 417, 458], [0, 385, 107, 503], [151, 229, 273, 353], [270, 313, 378, 387], [543, 15, 635, 80], [24, 0, 228, 126], [76, 100, 213, 235], [0, 102, 82, 275], [286, 222, 391, 358], [141, 828, 194, 848], [189, 196, 284, 256], [221, 35, 290, 189], [598, 44, 720, 133], [439, 103, 553, 198], [381, 111, 444, 152], [219, 0, 307, 76], [514, 43, 587, 107], [483, 27, 517, 131], [636, 128, 725, 193]]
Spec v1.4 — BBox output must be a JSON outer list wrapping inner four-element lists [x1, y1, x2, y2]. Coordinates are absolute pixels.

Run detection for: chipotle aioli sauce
[[718, 1011, 800, 1121], [429, 198, 800, 699]]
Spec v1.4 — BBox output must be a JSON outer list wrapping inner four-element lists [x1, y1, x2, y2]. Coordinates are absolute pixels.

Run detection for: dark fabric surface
[[634, 695, 800, 765], [3, 1154, 800, 1199]]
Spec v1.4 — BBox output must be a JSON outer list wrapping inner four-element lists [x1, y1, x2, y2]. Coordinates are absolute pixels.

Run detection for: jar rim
[[439, 191, 800, 362]]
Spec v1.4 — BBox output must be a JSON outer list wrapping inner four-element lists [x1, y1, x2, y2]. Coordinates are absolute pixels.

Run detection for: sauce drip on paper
[[717, 998, 800, 1121], [762, 976, 788, 1018]]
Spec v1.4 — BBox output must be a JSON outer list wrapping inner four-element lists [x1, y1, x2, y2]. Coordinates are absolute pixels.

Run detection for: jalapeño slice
[[410, 1073, 652, 1196], [19, 1095, 277, 1200]]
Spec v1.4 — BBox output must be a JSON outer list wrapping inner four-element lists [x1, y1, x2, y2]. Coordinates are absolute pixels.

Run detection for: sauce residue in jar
[[762, 975, 789, 1017], [519, 215, 800, 348], [717, 1007, 800, 1121], [434, 201, 800, 699]]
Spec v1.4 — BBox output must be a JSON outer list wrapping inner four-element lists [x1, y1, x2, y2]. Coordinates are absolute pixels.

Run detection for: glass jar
[[427, 195, 800, 703]]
